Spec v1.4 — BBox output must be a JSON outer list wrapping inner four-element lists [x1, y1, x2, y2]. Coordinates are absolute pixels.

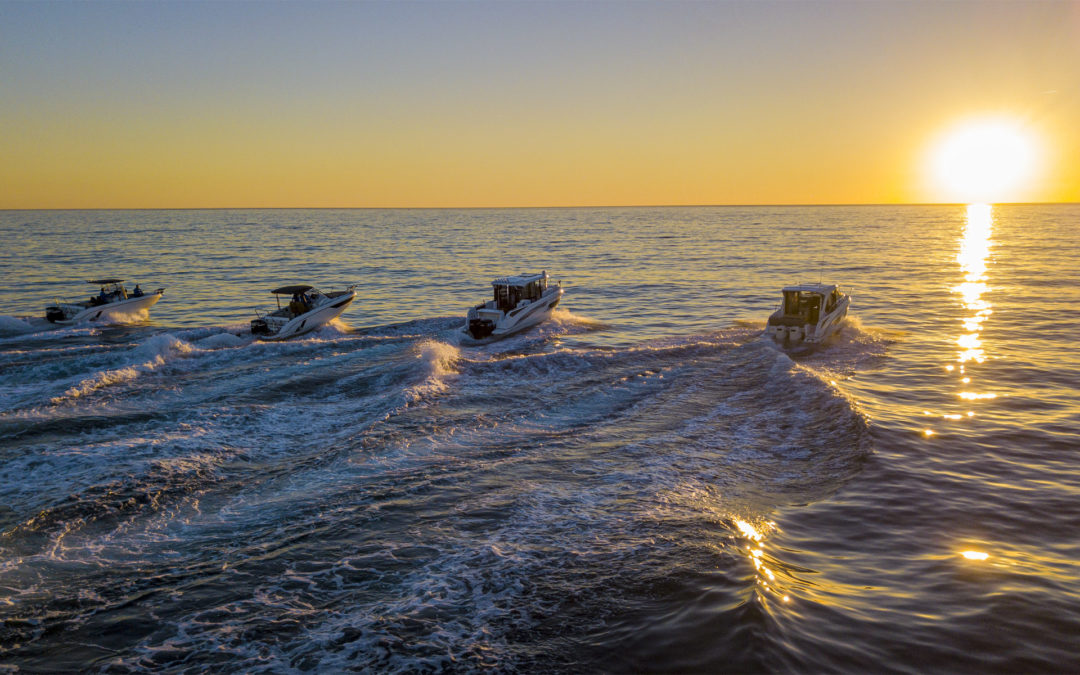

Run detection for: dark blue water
[[1, 205, 1078, 672]]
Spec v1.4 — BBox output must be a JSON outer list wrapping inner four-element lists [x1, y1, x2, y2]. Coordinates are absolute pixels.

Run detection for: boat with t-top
[[250, 284, 356, 341], [766, 283, 849, 351], [463, 271, 563, 340], [45, 279, 164, 324]]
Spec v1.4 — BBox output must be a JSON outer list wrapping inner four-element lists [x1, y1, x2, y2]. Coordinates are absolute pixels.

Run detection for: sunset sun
[[930, 118, 1039, 203]]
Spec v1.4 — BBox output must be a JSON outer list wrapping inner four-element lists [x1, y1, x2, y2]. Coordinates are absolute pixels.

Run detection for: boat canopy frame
[[270, 284, 315, 295]]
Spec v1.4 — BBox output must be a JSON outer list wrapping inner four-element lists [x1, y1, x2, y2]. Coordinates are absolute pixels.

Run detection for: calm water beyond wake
[[0, 205, 1078, 672]]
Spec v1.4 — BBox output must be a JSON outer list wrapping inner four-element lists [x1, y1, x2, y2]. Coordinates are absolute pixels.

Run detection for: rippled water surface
[[1, 205, 1078, 672]]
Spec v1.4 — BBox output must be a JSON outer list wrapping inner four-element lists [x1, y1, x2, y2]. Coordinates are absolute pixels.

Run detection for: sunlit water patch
[[1, 206, 1079, 672]]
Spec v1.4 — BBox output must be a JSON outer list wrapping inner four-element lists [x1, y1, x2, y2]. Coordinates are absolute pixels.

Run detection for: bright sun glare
[[930, 118, 1038, 203]]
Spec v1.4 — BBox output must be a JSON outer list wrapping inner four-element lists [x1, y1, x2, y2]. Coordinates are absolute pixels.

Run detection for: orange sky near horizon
[[2, 1, 1078, 209]]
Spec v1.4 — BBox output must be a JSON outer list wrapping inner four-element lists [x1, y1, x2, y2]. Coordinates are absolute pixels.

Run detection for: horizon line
[[2, 201, 1076, 212]]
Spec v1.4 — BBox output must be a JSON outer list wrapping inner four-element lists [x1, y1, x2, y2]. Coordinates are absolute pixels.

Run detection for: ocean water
[[0, 205, 1078, 672]]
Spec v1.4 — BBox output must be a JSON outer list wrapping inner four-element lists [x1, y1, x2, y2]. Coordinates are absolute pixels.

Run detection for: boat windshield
[[824, 289, 842, 313], [101, 283, 126, 297], [782, 291, 822, 323], [493, 277, 547, 311]]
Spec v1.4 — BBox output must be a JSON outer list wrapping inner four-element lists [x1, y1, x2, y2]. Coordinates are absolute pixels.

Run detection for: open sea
[[1, 205, 1078, 673]]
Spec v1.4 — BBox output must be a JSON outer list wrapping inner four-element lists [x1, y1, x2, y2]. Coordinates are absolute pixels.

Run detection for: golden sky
[[1, 1, 1078, 208]]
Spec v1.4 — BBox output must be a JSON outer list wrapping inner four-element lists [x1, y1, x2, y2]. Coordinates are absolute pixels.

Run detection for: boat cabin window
[[783, 291, 822, 323], [494, 278, 547, 310], [494, 285, 524, 311], [523, 279, 546, 300], [494, 285, 511, 310], [806, 296, 820, 325], [783, 291, 800, 315]]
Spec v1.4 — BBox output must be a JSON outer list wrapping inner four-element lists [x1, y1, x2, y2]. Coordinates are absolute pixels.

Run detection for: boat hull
[[256, 291, 355, 341], [47, 290, 163, 325]]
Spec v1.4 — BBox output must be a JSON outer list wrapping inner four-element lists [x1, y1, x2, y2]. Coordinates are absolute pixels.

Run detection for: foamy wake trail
[[0, 315, 47, 335], [294, 319, 357, 343], [322, 318, 352, 335], [50, 334, 194, 404], [732, 317, 767, 330], [841, 315, 905, 341], [194, 332, 248, 349], [822, 316, 903, 362], [548, 309, 611, 332], [784, 315, 901, 375], [403, 340, 461, 405], [97, 308, 150, 325]]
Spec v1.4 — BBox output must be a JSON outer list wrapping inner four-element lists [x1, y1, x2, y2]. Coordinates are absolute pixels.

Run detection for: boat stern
[[464, 304, 501, 339], [769, 324, 807, 346], [766, 312, 807, 347], [467, 319, 495, 339], [251, 317, 272, 336], [44, 305, 69, 323]]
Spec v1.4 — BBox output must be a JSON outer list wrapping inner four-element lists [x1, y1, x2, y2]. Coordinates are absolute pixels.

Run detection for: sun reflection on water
[[732, 517, 790, 602], [924, 204, 996, 436], [955, 204, 994, 365]]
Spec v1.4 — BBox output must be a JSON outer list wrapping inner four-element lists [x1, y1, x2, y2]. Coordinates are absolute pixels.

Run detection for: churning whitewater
[[0, 310, 871, 670], [3, 206, 1080, 673]]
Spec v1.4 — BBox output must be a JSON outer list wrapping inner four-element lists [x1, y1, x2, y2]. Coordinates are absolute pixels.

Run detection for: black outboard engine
[[45, 306, 66, 323], [468, 318, 495, 339], [250, 318, 271, 336]]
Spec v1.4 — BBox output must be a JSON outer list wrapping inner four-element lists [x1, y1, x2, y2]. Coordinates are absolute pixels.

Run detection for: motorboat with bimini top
[[45, 279, 164, 324], [766, 283, 850, 351], [463, 271, 563, 340], [250, 284, 356, 341]]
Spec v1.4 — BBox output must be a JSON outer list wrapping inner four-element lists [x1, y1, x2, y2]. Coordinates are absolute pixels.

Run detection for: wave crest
[[49, 334, 194, 404], [403, 340, 461, 405]]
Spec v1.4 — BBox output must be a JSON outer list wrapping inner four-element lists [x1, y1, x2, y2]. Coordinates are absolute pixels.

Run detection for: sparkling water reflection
[[949, 203, 997, 419], [2, 206, 1080, 672], [955, 203, 993, 366]]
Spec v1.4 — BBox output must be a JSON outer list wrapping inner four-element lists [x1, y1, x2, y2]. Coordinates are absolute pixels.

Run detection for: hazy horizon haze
[[2, 0, 1078, 208]]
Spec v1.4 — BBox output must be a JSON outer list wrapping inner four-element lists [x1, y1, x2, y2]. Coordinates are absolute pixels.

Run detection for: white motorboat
[[45, 279, 164, 324], [766, 283, 850, 350], [463, 271, 564, 340], [250, 284, 356, 341]]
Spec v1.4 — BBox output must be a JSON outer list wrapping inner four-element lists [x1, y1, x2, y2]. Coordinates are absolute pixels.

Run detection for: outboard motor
[[250, 318, 271, 336], [45, 306, 66, 323], [468, 318, 495, 339]]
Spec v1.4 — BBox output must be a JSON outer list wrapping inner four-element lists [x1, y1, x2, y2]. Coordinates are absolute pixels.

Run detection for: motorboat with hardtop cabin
[[766, 282, 850, 350], [250, 284, 356, 341], [463, 271, 563, 340], [45, 279, 164, 324]]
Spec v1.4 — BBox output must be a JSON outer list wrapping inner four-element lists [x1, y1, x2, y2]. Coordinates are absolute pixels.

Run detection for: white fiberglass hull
[[463, 286, 563, 341], [48, 290, 163, 325], [257, 290, 355, 341]]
